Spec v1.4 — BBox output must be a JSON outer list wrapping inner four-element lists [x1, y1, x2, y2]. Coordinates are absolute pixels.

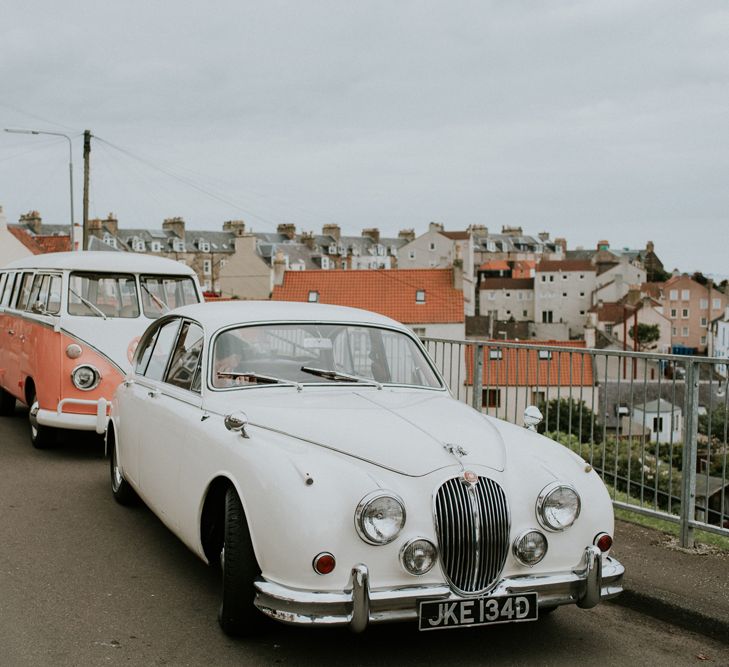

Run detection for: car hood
[[213, 388, 507, 477]]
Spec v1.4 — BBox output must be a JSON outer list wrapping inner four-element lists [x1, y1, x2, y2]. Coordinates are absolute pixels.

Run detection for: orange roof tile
[[8, 227, 70, 254], [479, 260, 510, 271], [465, 340, 593, 387], [537, 259, 594, 273], [272, 269, 464, 323]]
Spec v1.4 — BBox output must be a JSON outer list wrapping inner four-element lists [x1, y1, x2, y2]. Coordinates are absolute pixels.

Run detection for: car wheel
[[218, 487, 265, 637], [109, 431, 138, 506], [29, 392, 56, 449], [0, 387, 16, 416]]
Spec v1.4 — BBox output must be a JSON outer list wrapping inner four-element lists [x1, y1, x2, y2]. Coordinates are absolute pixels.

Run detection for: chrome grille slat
[[434, 476, 510, 594]]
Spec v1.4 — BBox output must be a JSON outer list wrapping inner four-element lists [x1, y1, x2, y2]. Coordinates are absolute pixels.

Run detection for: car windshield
[[68, 272, 139, 318], [140, 275, 199, 318], [211, 323, 441, 389]]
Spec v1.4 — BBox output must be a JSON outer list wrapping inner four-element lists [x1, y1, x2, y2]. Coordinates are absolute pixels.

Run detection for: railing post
[[680, 360, 699, 548], [472, 342, 483, 412]]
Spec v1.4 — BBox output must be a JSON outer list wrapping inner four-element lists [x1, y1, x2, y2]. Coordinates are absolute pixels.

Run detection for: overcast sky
[[1, 1, 728, 275]]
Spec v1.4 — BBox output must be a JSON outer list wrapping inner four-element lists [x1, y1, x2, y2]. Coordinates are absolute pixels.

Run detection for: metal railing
[[422, 337, 729, 547]]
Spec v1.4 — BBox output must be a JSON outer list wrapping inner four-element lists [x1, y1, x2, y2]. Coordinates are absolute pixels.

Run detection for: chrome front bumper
[[36, 398, 108, 434], [254, 546, 624, 632]]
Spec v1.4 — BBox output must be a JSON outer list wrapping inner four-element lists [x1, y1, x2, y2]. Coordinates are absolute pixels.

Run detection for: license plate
[[418, 592, 538, 631]]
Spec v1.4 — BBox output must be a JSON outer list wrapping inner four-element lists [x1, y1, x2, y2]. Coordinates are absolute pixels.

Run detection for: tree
[[537, 398, 603, 444], [692, 271, 709, 286], [629, 323, 661, 349]]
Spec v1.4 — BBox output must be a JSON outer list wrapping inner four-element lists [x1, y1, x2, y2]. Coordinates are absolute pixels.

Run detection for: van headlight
[[355, 491, 406, 545], [536, 483, 581, 531], [71, 365, 101, 391]]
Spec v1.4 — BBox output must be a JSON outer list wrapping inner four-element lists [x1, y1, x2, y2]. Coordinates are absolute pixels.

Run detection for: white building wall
[[0, 207, 32, 266], [479, 288, 534, 321], [535, 269, 596, 336]]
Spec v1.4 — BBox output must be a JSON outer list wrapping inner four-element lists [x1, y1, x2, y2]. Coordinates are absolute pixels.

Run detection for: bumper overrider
[[254, 546, 624, 632]]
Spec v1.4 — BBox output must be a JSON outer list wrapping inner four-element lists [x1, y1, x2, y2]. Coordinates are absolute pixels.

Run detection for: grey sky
[[2, 1, 728, 274]]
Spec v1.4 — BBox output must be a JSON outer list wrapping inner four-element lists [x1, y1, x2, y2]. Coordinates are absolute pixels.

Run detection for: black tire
[[0, 387, 16, 417], [218, 487, 265, 637], [109, 430, 138, 506], [28, 391, 56, 449]]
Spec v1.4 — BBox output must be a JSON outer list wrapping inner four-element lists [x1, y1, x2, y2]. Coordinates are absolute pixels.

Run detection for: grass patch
[[608, 485, 729, 552]]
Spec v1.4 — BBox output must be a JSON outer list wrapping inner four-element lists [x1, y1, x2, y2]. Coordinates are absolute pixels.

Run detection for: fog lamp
[[513, 530, 548, 566], [400, 538, 437, 575]]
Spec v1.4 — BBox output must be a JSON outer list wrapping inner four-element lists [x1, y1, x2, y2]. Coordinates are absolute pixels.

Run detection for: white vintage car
[[108, 301, 624, 636]]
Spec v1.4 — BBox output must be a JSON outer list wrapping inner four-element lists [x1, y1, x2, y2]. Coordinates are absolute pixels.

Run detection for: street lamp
[[4, 128, 77, 250]]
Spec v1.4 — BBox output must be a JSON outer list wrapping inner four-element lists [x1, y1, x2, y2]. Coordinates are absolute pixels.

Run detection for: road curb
[[610, 589, 729, 645]]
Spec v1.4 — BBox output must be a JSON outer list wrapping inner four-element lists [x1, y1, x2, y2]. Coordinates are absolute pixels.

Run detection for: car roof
[[2, 251, 197, 275], [171, 300, 410, 332]]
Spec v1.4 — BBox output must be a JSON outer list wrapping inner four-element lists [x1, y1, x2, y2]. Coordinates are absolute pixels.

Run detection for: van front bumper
[[36, 398, 109, 434], [254, 546, 624, 632]]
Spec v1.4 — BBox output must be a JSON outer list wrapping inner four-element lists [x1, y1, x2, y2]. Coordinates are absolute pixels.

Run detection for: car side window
[[165, 322, 204, 392], [141, 319, 182, 382]]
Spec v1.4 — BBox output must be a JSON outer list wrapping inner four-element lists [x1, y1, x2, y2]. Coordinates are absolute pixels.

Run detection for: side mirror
[[523, 405, 543, 431], [224, 411, 250, 438]]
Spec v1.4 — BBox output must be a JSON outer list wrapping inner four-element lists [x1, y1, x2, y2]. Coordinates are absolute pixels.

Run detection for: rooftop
[[272, 268, 465, 324]]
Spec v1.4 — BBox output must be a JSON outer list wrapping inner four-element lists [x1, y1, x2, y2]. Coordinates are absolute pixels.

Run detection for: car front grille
[[434, 476, 510, 594]]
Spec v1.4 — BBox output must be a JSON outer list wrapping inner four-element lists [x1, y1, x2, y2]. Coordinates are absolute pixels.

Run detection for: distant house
[[5, 210, 70, 259], [631, 399, 682, 443], [479, 278, 534, 322], [464, 340, 596, 421], [535, 259, 596, 337], [695, 475, 729, 527], [272, 268, 466, 340]]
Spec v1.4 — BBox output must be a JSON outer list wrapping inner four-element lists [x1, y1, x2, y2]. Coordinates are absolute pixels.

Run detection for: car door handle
[[123, 379, 135, 388], [147, 389, 160, 398]]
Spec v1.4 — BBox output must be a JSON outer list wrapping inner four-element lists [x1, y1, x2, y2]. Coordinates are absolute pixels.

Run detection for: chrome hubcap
[[29, 401, 39, 439]]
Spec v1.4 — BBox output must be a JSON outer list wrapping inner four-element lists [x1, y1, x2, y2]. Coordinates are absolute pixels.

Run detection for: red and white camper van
[[0, 251, 203, 447]]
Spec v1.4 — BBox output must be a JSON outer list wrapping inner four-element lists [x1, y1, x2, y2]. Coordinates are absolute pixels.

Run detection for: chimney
[[398, 228, 415, 242], [277, 223, 296, 240], [452, 245, 464, 291], [467, 224, 488, 236], [646, 240, 654, 253], [104, 212, 118, 235], [273, 249, 287, 286], [163, 216, 186, 240], [554, 237, 567, 253], [20, 210, 42, 235], [301, 231, 316, 250], [87, 218, 104, 237], [538, 232, 550, 242], [322, 224, 341, 241], [428, 221, 444, 233], [362, 227, 380, 244], [501, 225, 523, 237], [597, 239, 610, 251], [584, 323, 596, 349], [223, 220, 246, 237]]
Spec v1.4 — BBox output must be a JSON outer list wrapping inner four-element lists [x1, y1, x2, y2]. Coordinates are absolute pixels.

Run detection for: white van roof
[[2, 251, 197, 275]]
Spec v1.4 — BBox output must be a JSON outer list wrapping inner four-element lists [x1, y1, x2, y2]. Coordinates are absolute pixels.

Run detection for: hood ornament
[[463, 470, 479, 485]]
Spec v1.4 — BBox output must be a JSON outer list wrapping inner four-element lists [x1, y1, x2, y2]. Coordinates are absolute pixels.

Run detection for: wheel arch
[[24, 376, 35, 407], [200, 475, 237, 566]]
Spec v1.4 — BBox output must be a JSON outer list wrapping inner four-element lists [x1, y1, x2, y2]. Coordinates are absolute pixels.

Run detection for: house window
[[538, 350, 552, 360], [681, 290, 690, 300], [562, 292, 568, 297], [482, 389, 501, 408], [542, 311, 553, 323], [199, 240, 211, 253], [562, 274, 568, 280], [700, 298, 708, 309], [505, 310, 511, 316], [416, 290, 426, 303], [409, 250, 416, 260], [308, 291, 319, 303], [220, 259, 227, 268], [682, 326, 689, 336], [670, 308, 677, 318], [579, 274, 584, 280], [531, 390, 545, 404], [505, 292, 511, 298], [203, 259, 212, 275], [412, 327, 426, 338], [682, 309, 689, 318], [579, 292, 585, 297], [549, 276, 554, 282], [489, 349, 503, 360], [173, 240, 186, 252], [132, 239, 145, 252], [605, 323, 613, 334], [700, 317, 707, 327], [672, 327, 677, 336], [669, 290, 678, 300], [151, 241, 162, 252], [701, 335, 707, 345], [652, 417, 664, 433], [321, 256, 330, 269], [579, 310, 585, 315], [713, 298, 722, 309], [103, 234, 117, 249], [522, 310, 528, 317], [541, 276, 546, 283], [429, 242, 436, 251]]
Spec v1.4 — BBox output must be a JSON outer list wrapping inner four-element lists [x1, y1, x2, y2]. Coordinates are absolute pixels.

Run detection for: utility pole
[[82, 129, 92, 250]]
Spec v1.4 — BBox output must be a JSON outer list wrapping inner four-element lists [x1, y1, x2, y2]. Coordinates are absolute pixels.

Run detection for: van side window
[[14, 272, 34, 310], [1, 273, 16, 307], [27, 274, 45, 311], [28, 274, 59, 314], [165, 322, 204, 392], [0, 274, 6, 304], [47, 275, 62, 314]]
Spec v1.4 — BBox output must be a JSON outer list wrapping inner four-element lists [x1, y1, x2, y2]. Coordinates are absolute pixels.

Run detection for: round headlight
[[537, 483, 581, 531], [513, 530, 548, 566], [71, 365, 101, 391], [355, 492, 406, 545], [401, 538, 437, 575]]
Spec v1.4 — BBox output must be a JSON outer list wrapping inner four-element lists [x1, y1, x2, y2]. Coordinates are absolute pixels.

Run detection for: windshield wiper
[[69, 288, 107, 320], [140, 283, 170, 313], [300, 366, 382, 389], [217, 371, 301, 390]]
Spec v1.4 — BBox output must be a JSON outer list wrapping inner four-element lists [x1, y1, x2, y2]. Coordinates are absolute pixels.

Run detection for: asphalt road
[[1, 407, 727, 667]]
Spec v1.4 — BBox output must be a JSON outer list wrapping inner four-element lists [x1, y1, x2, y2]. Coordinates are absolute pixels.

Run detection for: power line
[[0, 101, 80, 133]]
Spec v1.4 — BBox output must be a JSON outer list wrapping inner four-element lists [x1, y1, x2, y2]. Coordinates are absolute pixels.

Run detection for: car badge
[[463, 470, 478, 485]]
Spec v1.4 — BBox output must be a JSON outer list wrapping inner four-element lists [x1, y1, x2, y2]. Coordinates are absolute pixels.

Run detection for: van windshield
[[139, 275, 199, 318], [68, 272, 140, 318]]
